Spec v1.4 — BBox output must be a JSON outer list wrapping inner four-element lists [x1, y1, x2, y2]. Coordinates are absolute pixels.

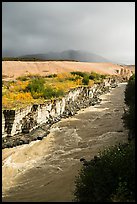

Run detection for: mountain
[[18, 50, 109, 62]]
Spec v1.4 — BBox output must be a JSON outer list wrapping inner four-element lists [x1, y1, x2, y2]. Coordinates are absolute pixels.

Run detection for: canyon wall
[[2, 78, 117, 139], [115, 67, 133, 80]]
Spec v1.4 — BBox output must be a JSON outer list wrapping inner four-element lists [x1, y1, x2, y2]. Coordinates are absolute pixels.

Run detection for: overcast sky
[[2, 2, 135, 64]]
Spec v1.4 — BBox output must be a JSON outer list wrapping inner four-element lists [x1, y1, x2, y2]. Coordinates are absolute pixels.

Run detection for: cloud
[[2, 2, 135, 64]]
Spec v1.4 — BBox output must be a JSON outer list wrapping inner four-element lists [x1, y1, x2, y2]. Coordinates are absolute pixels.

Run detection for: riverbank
[[2, 78, 118, 148], [2, 82, 128, 202]]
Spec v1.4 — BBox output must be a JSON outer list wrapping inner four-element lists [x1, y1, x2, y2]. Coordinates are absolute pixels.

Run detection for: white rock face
[[37, 105, 48, 124], [11, 106, 32, 136], [56, 100, 61, 116], [2, 112, 6, 137], [60, 98, 65, 115]]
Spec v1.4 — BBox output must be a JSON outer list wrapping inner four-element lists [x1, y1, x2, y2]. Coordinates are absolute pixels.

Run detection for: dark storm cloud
[[2, 2, 135, 64]]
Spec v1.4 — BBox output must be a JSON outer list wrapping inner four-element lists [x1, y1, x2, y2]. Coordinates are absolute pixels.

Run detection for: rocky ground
[[2, 82, 128, 202]]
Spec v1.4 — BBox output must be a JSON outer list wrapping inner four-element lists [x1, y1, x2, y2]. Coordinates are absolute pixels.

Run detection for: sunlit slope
[[2, 61, 122, 80]]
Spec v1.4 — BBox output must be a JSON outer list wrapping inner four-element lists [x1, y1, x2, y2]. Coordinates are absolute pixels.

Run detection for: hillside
[[17, 50, 109, 62], [2, 61, 125, 80]]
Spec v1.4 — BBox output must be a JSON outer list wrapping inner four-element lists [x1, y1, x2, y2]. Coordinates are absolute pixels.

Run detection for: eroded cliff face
[[2, 77, 119, 148], [116, 67, 133, 80]]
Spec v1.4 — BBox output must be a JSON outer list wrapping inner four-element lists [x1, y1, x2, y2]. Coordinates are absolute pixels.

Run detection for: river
[[2, 82, 128, 202]]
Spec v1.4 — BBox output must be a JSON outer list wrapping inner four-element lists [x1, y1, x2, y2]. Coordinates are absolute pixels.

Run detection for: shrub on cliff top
[[71, 71, 88, 78], [25, 78, 64, 99], [43, 86, 64, 99], [82, 75, 89, 85], [45, 74, 57, 78], [25, 78, 45, 95], [89, 72, 106, 83], [70, 72, 90, 85]]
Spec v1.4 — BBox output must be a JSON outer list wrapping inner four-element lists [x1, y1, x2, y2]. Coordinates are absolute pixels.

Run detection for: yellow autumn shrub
[[2, 72, 95, 109], [2, 92, 34, 109], [8, 80, 29, 92]]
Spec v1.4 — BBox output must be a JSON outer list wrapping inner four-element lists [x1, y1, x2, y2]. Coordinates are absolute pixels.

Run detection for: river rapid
[[2, 82, 128, 202]]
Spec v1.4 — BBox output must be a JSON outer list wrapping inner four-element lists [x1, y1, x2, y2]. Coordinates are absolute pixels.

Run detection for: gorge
[[2, 81, 128, 202], [3, 77, 118, 148]]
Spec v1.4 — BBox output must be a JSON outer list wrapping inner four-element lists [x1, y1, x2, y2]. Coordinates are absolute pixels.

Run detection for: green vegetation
[[82, 75, 89, 85], [2, 72, 82, 109], [74, 142, 135, 202], [89, 71, 106, 80], [43, 86, 64, 99], [71, 71, 88, 78], [71, 71, 107, 85], [26, 78, 45, 93], [17, 74, 43, 81], [70, 71, 90, 85], [2, 71, 108, 109], [24, 77, 65, 99], [45, 74, 57, 78], [17, 76, 29, 81]]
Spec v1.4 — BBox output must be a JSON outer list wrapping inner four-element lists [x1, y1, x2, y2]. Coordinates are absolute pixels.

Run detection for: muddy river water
[[2, 82, 128, 202]]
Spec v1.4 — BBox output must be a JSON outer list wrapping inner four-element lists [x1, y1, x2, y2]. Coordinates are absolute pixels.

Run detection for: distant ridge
[[15, 50, 109, 62]]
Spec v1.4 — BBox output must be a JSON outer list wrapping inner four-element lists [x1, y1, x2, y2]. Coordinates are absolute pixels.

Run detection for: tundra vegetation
[[2, 71, 107, 110], [74, 74, 135, 202]]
